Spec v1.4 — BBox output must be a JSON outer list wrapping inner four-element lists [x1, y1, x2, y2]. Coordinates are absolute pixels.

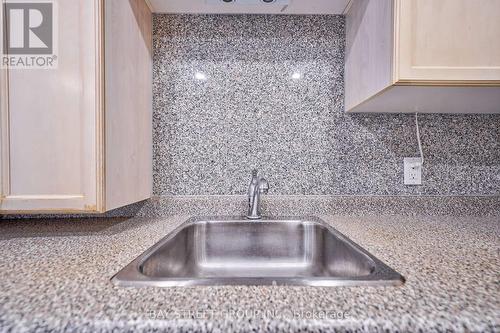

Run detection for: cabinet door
[[0, 0, 104, 213], [395, 0, 500, 83], [104, 0, 152, 211]]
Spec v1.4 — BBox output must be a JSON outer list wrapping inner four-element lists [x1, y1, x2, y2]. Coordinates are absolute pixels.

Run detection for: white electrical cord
[[415, 113, 424, 165]]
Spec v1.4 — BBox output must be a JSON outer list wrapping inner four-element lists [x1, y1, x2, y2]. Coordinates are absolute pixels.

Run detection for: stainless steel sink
[[112, 217, 405, 287]]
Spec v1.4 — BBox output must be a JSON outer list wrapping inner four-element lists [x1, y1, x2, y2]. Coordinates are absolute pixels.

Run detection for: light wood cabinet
[[345, 0, 500, 113], [0, 0, 152, 214]]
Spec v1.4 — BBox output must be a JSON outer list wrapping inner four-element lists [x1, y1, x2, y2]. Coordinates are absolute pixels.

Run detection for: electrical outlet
[[404, 157, 422, 185]]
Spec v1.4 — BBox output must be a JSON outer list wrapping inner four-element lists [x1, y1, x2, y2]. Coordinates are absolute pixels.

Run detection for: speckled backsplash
[[154, 14, 500, 196]]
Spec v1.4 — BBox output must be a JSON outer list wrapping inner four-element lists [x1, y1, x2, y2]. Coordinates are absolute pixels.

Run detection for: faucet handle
[[258, 178, 269, 194], [251, 169, 258, 177]]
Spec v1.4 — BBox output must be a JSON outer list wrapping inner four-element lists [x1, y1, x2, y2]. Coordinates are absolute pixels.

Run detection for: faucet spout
[[246, 170, 269, 220]]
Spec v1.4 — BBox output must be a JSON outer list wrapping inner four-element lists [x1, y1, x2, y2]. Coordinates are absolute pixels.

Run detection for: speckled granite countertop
[[0, 214, 498, 333]]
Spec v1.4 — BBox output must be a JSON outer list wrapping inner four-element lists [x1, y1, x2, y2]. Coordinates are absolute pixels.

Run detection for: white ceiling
[[148, 0, 351, 15]]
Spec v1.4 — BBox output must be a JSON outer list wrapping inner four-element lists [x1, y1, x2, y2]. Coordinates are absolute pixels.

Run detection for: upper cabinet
[[0, 0, 152, 214], [149, 0, 351, 15], [345, 0, 500, 113]]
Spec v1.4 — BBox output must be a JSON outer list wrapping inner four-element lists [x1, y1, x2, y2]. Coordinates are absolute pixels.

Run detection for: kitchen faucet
[[246, 169, 269, 220]]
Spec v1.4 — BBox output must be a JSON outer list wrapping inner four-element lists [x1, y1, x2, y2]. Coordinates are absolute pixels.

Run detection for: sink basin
[[112, 217, 405, 287]]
